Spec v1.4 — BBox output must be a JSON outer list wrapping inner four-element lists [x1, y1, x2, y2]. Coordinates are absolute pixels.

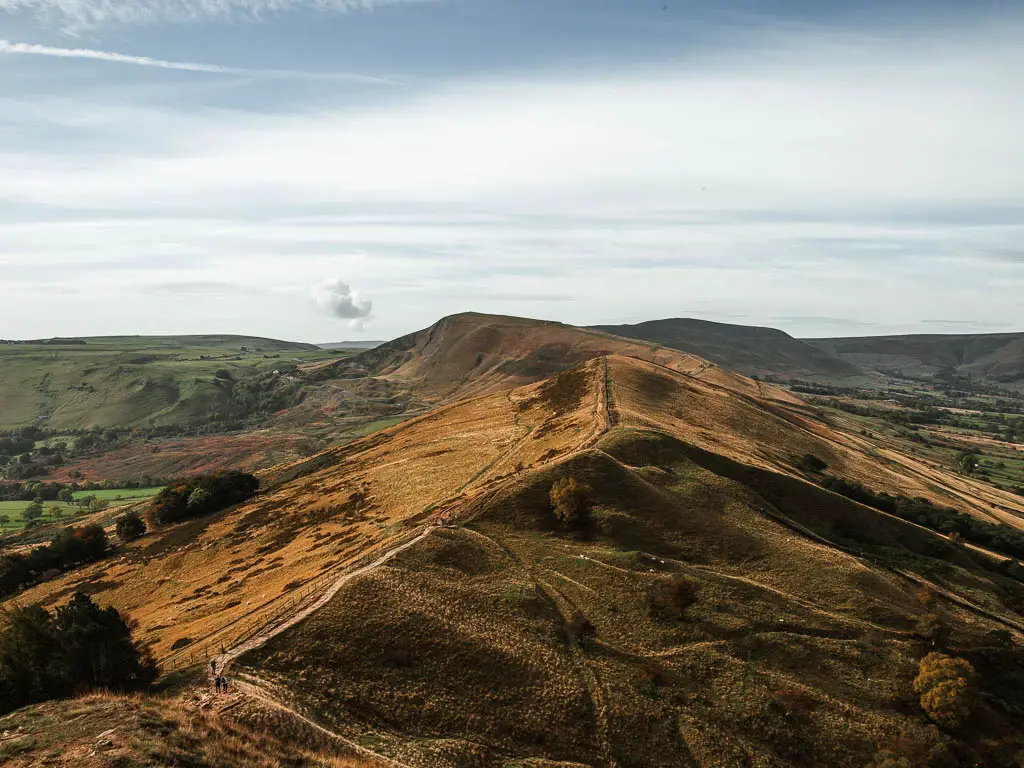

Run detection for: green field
[[0, 487, 162, 532], [71, 487, 164, 502], [0, 335, 348, 430]]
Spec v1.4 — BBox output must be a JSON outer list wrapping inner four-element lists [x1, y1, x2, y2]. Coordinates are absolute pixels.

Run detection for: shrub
[[913, 652, 976, 730], [549, 477, 590, 530], [649, 575, 700, 620], [795, 453, 828, 473], [869, 722, 956, 768], [115, 510, 147, 542]]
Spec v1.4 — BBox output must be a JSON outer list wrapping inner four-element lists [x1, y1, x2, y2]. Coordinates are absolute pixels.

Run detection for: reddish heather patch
[[47, 432, 315, 482]]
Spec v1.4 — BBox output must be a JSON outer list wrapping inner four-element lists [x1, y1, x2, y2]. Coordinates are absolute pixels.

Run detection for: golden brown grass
[[0, 691, 376, 767]]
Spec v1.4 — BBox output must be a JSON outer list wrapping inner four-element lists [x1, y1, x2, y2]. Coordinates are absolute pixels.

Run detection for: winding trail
[[215, 525, 436, 673], [193, 527, 436, 768], [234, 674, 413, 768]]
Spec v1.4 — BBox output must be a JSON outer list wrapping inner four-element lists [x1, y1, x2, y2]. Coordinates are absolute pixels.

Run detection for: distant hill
[[807, 332, 1024, 385], [74, 334, 319, 352], [590, 317, 860, 379], [316, 340, 385, 350], [0, 334, 325, 430]]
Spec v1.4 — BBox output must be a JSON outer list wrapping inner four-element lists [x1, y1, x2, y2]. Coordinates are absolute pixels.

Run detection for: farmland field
[[0, 487, 162, 531]]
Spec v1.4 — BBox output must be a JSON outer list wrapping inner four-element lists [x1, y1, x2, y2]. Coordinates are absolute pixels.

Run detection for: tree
[[955, 450, 979, 476], [115, 510, 146, 542], [57, 487, 74, 503], [550, 477, 590, 530], [23, 501, 43, 523], [48, 504, 63, 521], [88, 497, 109, 513], [913, 652, 976, 730], [0, 514, 9, 530]]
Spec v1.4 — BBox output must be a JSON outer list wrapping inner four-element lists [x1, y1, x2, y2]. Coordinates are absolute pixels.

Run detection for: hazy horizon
[[5, 310, 1024, 347]]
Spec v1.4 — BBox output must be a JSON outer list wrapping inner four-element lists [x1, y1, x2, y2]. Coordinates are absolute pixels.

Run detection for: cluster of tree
[[149, 471, 259, 525], [0, 592, 157, 715], [0, 525, 108, 598], [820, 475, 1024, 561], [0, 435, 35, 456]]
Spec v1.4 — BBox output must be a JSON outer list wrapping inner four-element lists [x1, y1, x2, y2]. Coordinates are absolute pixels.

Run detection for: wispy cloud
[[0, 39, 254, 73], [0, 39, 398, 82], [0, 0, 430, 27]]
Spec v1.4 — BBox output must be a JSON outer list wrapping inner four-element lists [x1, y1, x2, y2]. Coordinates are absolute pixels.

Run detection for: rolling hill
[[0, 334, 325, 431], [592, 318, 861, 380], [807, 332, 1024, 386], [316, 312, 796, 405], [6, 330, 1024, 766]]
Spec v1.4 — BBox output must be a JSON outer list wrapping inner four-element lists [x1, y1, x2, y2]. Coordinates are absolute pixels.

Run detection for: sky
[[1, 0, 1022, 342]]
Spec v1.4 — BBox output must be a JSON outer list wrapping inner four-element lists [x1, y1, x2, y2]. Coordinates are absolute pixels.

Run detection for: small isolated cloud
[[312, 278, 372, 328]]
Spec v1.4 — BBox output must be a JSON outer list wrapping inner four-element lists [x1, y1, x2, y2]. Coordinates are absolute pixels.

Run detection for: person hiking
[[210, 659, 217, 676], [221, 676, 229, 694], [215, 676, 222, 694]]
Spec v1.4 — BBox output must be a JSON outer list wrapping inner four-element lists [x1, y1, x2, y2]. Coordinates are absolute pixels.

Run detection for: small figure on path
[[215, 676, 222, 694], [221, 676, 229, 693], [210, 659, 217, 676]]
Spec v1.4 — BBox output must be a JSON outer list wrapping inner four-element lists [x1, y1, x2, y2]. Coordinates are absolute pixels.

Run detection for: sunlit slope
[[1, 362, 609, 660], [240, 435, 1024, 767], [323, 312, 800, 405], [607, 355, 1024, 528]]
